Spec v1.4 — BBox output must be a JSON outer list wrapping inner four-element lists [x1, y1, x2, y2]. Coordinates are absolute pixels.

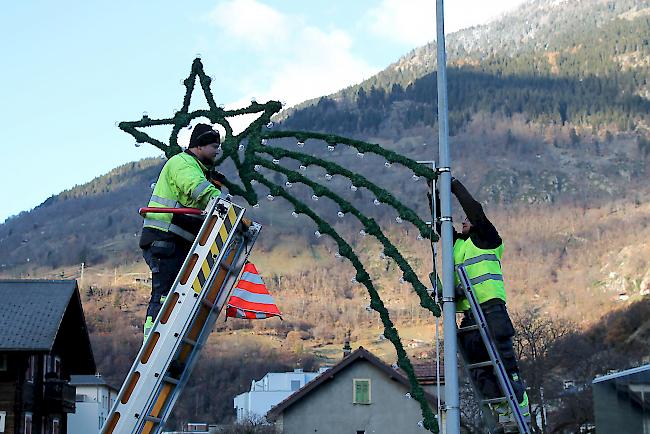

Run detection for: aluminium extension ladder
[[101, 197, 261, 434], [456, 264, 531, 434]]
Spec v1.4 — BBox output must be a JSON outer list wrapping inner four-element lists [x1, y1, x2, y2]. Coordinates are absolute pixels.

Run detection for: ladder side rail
[[134, 204, 248, 433], [103, 199, 242, 434], [457, 265, 531, 434], [152, 226, 260, 429]]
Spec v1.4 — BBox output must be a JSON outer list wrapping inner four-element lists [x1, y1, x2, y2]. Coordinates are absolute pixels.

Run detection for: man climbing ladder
[[139, 124, 224, 339], [432, 177, 529, 424]]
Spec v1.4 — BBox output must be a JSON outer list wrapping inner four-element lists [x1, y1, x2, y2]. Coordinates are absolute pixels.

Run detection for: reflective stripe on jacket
[[144, 152, 221, 241], [454, 237, 506, 312]]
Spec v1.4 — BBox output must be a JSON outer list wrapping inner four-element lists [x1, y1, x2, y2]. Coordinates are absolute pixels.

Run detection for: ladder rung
[[202, 299, 215, 310], [163, 376, 180, 385], [145, 416, 162, 424], [482, 397, 508, 405], [220, 262, 234, 272], [458, 324, 479, 333], [182, 337, 197, 347], [467, 361, 494, 370]]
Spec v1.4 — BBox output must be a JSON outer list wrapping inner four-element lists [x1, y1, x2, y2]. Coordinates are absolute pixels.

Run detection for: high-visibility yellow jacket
[[143, 151, 221, 241], [454, 237, 506, 312]]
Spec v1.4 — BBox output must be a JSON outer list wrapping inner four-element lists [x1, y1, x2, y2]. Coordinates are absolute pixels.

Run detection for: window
[[53, 357, 61, 377], [25, 356, 36, 383], [353, 379, 371, 404], [23, 412, 32, 434], [290, 380, 301, 391], [52, 419, 60, 434], [0, 354, 7, 371]]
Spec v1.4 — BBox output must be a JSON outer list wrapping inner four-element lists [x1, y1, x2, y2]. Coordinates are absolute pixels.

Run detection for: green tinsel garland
[[119, 58, 442, 432]]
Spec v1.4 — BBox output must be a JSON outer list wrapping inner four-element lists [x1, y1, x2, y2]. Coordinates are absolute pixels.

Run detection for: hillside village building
[[67, 374, 118, 434], [234, 368, 327, 422], [0, 280, 95, 434], [266, 347, 444, 434], [592, 364, 650, 433]]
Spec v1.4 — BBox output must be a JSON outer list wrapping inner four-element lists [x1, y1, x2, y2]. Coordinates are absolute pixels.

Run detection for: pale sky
[[0, 0, 528, 223]]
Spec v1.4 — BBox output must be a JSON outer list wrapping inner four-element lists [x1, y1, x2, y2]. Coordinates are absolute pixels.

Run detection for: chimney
[[343, 330, 352, 358]]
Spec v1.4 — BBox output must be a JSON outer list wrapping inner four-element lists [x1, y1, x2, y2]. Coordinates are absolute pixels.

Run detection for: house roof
[[266, 347, 441, 421], [592, 364, 650, 384], [70, 374, 119, 391], [0, 279, 79, 351]]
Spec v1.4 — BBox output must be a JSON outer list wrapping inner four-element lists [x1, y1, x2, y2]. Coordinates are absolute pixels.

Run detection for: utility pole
[[436, 0, 461, 432]]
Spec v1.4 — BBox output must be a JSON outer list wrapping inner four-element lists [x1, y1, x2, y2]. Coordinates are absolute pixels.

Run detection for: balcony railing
[[44, 379, 76, 413]]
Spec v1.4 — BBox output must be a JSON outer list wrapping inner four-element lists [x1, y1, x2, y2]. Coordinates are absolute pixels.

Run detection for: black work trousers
[[459, 301, 525, 402], [142, 238, 192, 320]]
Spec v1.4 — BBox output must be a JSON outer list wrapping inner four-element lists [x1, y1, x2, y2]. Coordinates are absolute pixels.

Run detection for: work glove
[[209, 169, 227, 187]]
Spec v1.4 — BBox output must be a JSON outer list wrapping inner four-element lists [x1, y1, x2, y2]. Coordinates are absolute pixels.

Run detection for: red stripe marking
[[228, 296, 281, 315], [235, 280, 269, 294]]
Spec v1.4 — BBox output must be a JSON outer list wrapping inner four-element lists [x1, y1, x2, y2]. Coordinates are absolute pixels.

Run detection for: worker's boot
[[494, 390, 530, 429]]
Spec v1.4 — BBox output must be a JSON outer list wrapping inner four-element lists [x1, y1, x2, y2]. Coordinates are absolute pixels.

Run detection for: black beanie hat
[[189, 123, 220, 148]]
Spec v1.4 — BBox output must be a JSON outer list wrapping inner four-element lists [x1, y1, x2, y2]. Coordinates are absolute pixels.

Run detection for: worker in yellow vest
[[433, 177, 529, 422], [139, 124, 223, 340]]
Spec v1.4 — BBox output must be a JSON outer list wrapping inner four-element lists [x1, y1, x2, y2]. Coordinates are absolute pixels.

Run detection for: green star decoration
[[120, 58, 442, 433]]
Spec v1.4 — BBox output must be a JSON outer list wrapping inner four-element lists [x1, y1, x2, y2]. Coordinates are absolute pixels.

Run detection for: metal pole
[[435, 1, 460, 433]]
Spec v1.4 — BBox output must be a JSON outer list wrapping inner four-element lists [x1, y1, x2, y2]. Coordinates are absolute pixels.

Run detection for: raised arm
[[451, 178, 501, 247]]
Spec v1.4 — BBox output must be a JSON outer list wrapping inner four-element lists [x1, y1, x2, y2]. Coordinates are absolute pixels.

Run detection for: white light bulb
[[373, 199, 381, 206], [297, 141, 305, 148], [325, 174, 332, 181], [395, 216, 403, 223], [267, 194, 274, 201], [337, 211, 344, 218], [350, 185, 358, 192], [311, 195, 319, 201]]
